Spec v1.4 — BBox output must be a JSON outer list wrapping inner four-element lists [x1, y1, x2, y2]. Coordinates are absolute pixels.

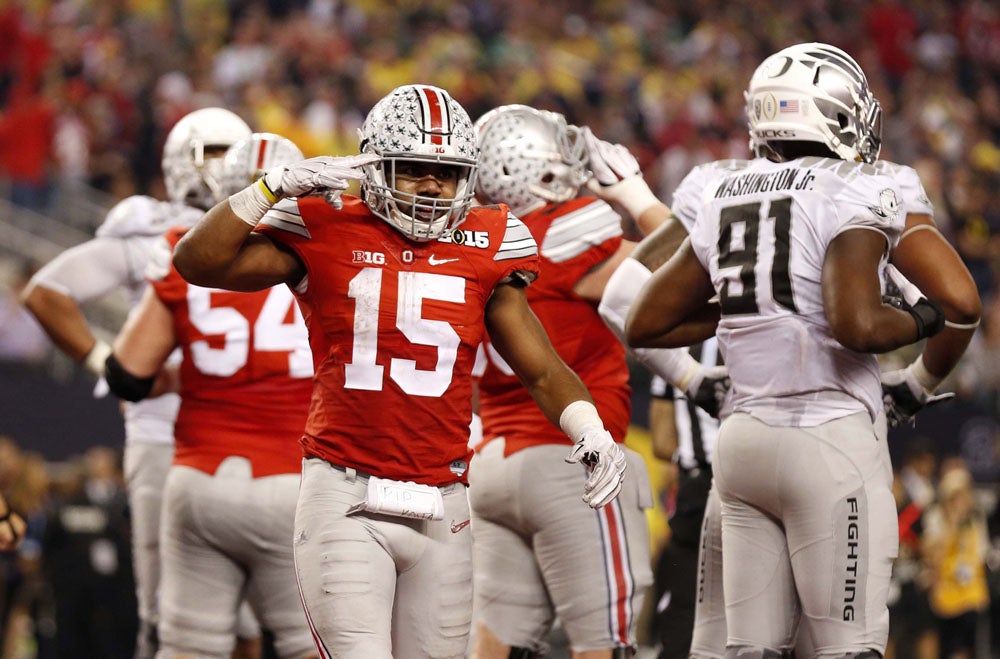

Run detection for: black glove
[[686, 366, 731, 419], [881, 366, 954, 428]]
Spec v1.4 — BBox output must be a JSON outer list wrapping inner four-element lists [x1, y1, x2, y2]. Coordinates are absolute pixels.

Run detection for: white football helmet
[[221, 132, 306, 196], [358, 84, 479, 242], [162, 107, 252, 209], [474, 105, 588, 217], [745, 42, 882, 164]]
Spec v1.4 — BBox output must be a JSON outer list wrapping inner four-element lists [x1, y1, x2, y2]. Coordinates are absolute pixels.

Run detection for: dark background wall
[[0, 362, 125, 461]]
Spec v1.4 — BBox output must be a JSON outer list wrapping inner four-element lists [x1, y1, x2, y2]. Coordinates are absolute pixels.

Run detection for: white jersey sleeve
[[875, 160, 934, 218], [671, 159, 751, 232], [97, 196, 204, 239], [29, 237, 151, 302], [689, 157, 904, 426]]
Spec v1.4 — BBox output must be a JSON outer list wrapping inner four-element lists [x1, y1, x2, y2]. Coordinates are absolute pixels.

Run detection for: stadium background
[[0, 0, 998, 657]]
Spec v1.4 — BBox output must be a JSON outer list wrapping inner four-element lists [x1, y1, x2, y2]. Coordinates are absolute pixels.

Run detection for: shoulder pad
[[97, 197, 203, 239], [541, 198, 621, 263], [495, 211, 538, 262]]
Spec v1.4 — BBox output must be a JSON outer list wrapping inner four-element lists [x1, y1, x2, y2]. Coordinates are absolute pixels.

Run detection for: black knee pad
[[508, 648, 541, 659]]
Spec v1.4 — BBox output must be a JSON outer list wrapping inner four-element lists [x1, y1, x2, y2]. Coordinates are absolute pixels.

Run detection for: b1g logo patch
[[353, 250, 386, 265], [439, 229, 490, 249]]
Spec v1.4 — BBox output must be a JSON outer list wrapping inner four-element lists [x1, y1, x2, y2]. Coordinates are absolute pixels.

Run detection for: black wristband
[[104, 352, 156, 402], [907, 298, 946, 340]]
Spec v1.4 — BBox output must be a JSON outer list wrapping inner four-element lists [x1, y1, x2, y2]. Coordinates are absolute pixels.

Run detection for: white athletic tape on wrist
[[910, 355, 943, 394], [84, 340, 113, 377], [229, 179, 277, 227], [605, 177, 661, 220], [559, 400, 604, 443]]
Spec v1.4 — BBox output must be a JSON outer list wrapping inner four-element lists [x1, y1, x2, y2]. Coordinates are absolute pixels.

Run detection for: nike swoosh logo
[[429, 255, 459, 266], [450, 519, 470, 533]]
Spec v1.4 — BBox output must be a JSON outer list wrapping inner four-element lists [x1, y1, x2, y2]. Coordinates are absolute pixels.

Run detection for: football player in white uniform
[[625, 43, 949, 657], [21, 107, 253, 659]]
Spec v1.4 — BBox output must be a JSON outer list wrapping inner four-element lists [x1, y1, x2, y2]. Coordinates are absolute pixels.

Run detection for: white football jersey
[[687, 156, 905, 426], [31, 195, 204, 445], [671, 159, 751, 232], [96, 195, 204, 240]]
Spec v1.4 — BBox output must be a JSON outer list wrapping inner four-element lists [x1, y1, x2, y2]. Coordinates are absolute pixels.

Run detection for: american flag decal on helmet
[[415, 85, 452, 146]]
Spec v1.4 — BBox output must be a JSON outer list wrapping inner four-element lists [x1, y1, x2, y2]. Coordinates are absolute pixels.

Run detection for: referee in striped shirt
[[649, 338, 722, 659]]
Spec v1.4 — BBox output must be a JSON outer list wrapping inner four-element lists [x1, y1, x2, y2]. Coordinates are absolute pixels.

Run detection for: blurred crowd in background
[[0, 0, 999, 657]]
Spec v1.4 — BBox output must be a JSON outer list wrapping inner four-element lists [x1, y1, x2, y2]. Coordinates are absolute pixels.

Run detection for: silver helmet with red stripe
[[221, 132, 305, 196], [358, 84, 479, 241]]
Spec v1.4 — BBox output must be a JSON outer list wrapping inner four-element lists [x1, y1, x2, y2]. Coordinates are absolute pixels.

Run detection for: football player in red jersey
[[105, 134, 318, 659], [21, 107, 257, 659], [468, 105, 670, 659], [170, 84, 628, 659]]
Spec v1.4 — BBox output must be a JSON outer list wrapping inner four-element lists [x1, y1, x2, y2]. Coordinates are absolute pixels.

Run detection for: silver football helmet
[[745, 42, 882, 164], [358, 84, 479, 242], [162, 107, 252, 209], [474, 105, 588, 217], [221, 132, 305, 196]]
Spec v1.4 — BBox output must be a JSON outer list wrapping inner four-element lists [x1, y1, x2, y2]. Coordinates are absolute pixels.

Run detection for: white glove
[[581, 127, 659, 219], [260, 154, 379, 203], [565, 428, 627, 508], [582, 127, 641, 185], [231, 154, 380, 226]]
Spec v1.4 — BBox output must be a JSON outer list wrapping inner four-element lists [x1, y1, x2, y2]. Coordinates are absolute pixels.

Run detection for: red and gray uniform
[[148, 228, 314, 659], [257, 194, 539, 658], [472, 197, 652, 654]]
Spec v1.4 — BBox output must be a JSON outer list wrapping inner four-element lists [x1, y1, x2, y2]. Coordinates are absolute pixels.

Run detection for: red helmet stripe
[[255, 137, 269, 170], [418, 86, 447, 145]]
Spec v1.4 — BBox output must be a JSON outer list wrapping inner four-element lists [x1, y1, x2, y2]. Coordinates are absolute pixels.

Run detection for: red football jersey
[[256, 196, 540, 486], [150, 228, 314, 477], [477, 197, 631, 454]]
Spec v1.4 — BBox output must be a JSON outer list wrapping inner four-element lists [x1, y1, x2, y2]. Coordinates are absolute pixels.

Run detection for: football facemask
[[358, 84, 479, 242]]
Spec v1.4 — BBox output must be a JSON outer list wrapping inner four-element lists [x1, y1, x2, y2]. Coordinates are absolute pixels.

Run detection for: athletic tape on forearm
[[944, 318, 981, 330], [608, 177, 661, 220], [597, 257, 650, 342], [910, 355, 943, 394], [598, 257, 700, 388], [559, 400, 604, 443], [637, 347, 701, 392], [229, 179, 277, 227], [84, 340, 112, 377]]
